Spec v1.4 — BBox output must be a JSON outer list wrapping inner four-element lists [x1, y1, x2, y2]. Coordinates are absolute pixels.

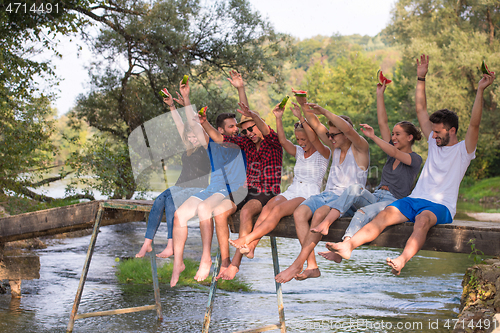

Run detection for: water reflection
[[0, 221, 475, 333]]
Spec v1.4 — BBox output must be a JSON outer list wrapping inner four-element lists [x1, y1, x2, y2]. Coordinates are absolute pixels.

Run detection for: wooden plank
[[229, 216, 500, 257], [0, 201, 148, 243], [0, 256, 40, 280]]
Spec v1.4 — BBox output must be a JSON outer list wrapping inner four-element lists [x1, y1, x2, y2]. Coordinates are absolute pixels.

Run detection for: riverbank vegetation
[[116, 257, 251, 292]]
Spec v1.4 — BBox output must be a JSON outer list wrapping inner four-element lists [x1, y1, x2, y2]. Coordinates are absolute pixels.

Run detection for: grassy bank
[[0, 194, 81, 216], [116, 257, 252, 292], [459, 177, 500, 213]]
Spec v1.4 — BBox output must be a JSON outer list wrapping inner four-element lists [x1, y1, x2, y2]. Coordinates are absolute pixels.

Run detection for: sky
[[51, 0, 397, 116]]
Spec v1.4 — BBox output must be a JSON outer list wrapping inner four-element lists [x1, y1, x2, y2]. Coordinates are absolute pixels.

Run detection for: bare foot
[[275, 264, 302, 284], [325, 241, 352, 260], [310, 220, 331, 236], [318, 250, 342, 263], [194, 258, 213, 282], [216, 264, 239, 280], [295, 268, 321, 281], [156, 240, 174, 258], [239, 244, 255, 259], [387, 257, 405, 276], [135, 241, 152, 258], [170, 260, 186, 287], [228, 237, 248, 249]]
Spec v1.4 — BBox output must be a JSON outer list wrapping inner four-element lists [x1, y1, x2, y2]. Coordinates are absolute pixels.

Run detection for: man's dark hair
[[216, 113, 236, 129], [429, 109, 459, 132]]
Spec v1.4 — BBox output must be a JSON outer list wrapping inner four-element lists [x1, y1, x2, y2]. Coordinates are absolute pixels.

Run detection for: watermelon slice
[[279, 96, 289, 109], [159, 88, 169, 98], [293, 90, 307, 97], [198, 106, 207, 116], [182, 75, 189, 85], [481, 61, 493, 75], [377, 70, 392, 85]]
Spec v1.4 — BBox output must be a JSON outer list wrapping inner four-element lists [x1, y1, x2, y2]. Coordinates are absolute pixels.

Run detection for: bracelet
[[417, 77, 426, 82]]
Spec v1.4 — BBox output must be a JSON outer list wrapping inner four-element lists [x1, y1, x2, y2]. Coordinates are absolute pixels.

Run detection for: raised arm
[[360, 124, 413, 166], [162, 89, 185, 143], [272, 104, 296, 156], [178, 78, 209, 146], [415, 54, 432, 140], [465, 72, 496, 153], [376, 82, 391, 142], [227, 70, 249, 106], [198, 111, 224, 143], [306, 103, 370, 155], [291, 102, 330, 159], [237, 102, 270, 136]]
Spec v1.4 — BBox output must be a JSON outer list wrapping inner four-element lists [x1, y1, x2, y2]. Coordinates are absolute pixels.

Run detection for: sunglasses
[[326, 132, 343, 139], [241, 124, 257, 136], [294, 122, 303, 129]]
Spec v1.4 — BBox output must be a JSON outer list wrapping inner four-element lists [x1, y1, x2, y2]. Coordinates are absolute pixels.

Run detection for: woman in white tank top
[[228, 101, 330, 259]]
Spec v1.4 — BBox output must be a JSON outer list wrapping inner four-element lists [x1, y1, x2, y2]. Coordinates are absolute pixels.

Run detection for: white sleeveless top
[[293, 146, 330, 189], [324, 146, 368, 196]]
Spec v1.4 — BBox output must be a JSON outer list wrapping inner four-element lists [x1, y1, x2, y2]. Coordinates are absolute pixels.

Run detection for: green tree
[[383, 0, 500, 179], [69, 0, 293, 198]]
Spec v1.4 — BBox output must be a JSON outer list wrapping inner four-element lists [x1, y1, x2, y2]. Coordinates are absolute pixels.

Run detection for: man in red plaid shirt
[[199, 71, 283, 281]]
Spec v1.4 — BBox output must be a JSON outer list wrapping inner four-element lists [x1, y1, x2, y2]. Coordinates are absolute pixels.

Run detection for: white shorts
[[280, 180, 321, 201]]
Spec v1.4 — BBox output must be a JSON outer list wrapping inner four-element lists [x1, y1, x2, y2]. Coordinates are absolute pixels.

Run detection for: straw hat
[[237, 111, 259, 128]]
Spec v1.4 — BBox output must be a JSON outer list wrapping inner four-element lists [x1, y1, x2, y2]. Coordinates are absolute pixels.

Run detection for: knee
[[293, 206, 307, 220], [197, 202, 210, 217], [414, 215, 434, 230], [240, 208, 253, 222]]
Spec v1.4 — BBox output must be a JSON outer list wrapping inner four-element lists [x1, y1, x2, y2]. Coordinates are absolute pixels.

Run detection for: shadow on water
[[0, 220, 476, 333]]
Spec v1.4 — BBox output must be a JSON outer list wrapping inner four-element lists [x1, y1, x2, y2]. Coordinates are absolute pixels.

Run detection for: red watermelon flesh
[[377, 70, 392, 85]]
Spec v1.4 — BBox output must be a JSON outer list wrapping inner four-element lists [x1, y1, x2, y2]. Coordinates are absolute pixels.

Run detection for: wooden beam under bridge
[[0, 199, 499, 256]]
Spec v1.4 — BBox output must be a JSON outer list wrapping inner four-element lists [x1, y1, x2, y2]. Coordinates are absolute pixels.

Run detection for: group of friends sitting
[[135, 54, 496, 287]]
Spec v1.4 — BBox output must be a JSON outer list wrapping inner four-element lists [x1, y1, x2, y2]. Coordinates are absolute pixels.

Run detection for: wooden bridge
[[1, 199, 499, 255], [1, 199, 499, 332]]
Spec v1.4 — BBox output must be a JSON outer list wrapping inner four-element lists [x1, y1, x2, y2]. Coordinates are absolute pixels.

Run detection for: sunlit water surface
[[0, 219, 475, 333]]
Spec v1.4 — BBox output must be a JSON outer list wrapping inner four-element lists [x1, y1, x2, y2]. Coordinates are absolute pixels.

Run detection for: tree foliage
[[70, 0, 294, 197], [382, 0, 500, 179]]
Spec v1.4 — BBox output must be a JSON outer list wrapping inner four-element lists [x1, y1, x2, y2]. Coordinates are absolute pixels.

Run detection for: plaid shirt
[[224, 127, 283, 194]]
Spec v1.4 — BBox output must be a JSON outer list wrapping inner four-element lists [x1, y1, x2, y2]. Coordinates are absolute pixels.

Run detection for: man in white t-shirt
[[326, 54, 496, 275]]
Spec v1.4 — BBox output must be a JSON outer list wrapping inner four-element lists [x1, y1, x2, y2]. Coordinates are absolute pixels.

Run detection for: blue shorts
[[191, 184, 229, 201], [388, 197, 453, 224]]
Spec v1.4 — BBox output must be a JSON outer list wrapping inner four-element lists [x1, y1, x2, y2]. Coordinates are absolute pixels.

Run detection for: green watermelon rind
[[159, 89, 169, 98], [182, 75, 189, 85], [481, 61, 491, 75]]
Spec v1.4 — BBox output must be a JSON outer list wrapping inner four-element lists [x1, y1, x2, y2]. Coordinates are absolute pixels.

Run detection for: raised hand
[[376, 81, 386, 96], [292, 87, 307, 105], [305, 103, 327, 115], [179, 77, 190, 98], [290, 102, 302, 119], [227, 70, 244, 89], [359, 124, 375, 139], [417, 54, 429, 79], [478, 72, 496, 91], [272, 103, 284, 119], [173, 91, 185, 106], [236, 102, 253, 118], [162, 88, 174, 106]]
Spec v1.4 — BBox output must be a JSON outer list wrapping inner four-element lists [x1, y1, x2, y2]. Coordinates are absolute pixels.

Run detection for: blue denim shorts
[[300, 191, 340, 215], [389, 197, 453, 224], [191, 184, 229, 201]]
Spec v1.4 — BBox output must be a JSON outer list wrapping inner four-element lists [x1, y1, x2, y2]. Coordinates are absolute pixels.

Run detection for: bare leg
[[155, 238, 173, 258], [213, 199, 237, 278], [230, 197, 304, 258], [275, 205, 330, 283], [387, 210, 437, 275], [136, 238, 153, 258], [326, 206, 407, 260], [218, 200, 262, 280], [194, 194, 225, 281], [310, 208, 340, 235], [170, 197, 200, 287]]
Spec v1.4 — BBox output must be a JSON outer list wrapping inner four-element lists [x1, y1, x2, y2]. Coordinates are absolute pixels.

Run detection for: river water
[[0, 216, 476, 333]]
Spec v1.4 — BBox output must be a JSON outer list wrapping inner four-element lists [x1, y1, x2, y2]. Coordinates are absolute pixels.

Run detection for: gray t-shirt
[[378, 149, 422, 200]]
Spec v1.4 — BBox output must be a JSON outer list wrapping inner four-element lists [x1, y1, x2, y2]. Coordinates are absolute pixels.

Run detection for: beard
[[436, 132, 450, 147]]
